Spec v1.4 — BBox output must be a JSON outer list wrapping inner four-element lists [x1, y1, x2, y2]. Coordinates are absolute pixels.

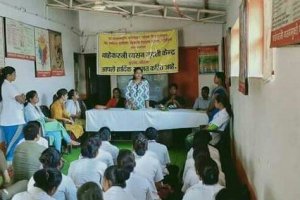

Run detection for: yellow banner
[[98, 30, 178, 75]]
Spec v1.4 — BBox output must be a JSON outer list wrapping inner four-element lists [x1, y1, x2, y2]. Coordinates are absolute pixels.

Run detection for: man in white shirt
[[193, 86, 211, 111], [97, 127, 119, 164], [144, 127, 170, 176], [69, 137, 107, 188], [183, 158, 223, 200], [27, 147, 77, 200]]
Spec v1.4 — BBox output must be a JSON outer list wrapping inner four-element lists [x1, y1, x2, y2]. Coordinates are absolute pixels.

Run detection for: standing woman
[[125, 67, 150, 110], [51, 89, 84, 140], [207, 72, 228, 120], [0, 66, 26, 161]]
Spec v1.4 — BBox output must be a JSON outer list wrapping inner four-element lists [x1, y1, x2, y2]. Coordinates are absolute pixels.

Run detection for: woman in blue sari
[[0, 66, 26, 161]]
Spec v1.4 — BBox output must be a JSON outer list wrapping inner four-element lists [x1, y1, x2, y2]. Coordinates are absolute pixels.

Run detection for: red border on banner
[[271, 19, 300, 47], [36, 71, 51, 77], [7, 53, 35, 61], [51, 70, 65, 76]]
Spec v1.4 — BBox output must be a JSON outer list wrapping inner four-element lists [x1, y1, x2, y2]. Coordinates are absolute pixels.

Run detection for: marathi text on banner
[[271, 0, 300, 47], [98, 30, 178, 75]]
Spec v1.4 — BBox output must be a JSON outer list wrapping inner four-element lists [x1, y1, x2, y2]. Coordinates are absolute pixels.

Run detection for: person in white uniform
[[133, 134, 164, 200], [97, 127, 119, 164], [182, 158, 223, 200], [68, 137, 107, 188], [144, 127, 171, 176], [12, 168, 62, 200], [65, 89, 83, 120], [79, 135, 114, 167], [206, 94, 232, 146], [77, 182, 103, 200], [103, 165, 134, 200], [117, 149, 154, 200], [28, 148, 77, 200], [0, 66, 26, 161]]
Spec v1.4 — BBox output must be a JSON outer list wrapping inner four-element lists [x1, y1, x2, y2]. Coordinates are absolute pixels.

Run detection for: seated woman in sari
[[95, 88, 126, 109], [51, 89, 84, 140], [24, 90, 79, 151]]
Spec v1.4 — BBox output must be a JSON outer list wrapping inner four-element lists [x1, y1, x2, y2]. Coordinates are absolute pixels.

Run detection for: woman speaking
[[125, 67, 150, 109]]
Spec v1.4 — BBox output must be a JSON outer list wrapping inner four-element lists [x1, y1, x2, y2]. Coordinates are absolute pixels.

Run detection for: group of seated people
[[0, 122, 243, 200]]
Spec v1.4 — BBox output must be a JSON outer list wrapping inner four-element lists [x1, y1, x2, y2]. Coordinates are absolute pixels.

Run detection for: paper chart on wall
[[0, 17, 5, 68], [35, 27, 51, 77], [5, 18, 35, 60]]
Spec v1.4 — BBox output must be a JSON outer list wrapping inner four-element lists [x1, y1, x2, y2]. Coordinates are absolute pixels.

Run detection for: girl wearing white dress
[[103, 166, 134, 200]]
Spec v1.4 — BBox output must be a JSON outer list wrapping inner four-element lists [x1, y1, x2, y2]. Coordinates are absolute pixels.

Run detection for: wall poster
[[0, 17, 4, 68], [5, 18, 35, 60], [271, 0, 300, 47], [49, 30, 65, 76], [239, 0, 249, 95], [198, 45, 219, 74], [35, 27, 51, 77]]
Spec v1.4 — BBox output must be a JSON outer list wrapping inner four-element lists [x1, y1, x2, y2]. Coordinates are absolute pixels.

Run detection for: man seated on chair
[[159, 84, 185, 109], [193, 86, 211, 111]]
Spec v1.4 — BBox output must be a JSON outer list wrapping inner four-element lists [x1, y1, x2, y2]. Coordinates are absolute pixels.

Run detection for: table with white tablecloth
[[85, 108, 209, 132]]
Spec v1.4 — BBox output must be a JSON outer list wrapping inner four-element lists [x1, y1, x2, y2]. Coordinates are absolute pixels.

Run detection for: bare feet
[[71, 140, 80, 146]]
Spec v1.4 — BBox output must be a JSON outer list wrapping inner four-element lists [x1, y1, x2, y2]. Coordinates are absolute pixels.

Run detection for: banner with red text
[[98, 30, 178, 75], [271, 0, 300, 47]]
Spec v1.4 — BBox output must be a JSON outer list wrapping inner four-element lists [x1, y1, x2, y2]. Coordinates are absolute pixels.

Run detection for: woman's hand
[[95, 105, 106, 109], [15, 94, 26, 104]]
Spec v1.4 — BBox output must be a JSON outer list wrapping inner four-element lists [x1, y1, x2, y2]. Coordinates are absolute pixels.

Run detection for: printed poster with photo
[[5, 18, 35, 60], [49, 30, 65, 76], [239, 0, 249, 95], [198, 45, 219, 74], [35, 27, 51, 77], [0, 17, 5, 68]]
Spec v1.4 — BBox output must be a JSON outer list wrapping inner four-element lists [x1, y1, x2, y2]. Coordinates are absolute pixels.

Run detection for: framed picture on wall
[[239, 0, 249, 95], [34, 27, 51, 77], [0, 17, 5, 68], [198, 45, 219, 74], [49, 30, 65, 76]]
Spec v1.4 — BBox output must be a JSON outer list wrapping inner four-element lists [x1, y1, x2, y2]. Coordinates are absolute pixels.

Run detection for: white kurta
[[147, 140, 171, 175], [134, 151, 163, 200], [0, 80, 25, 126], [182, 181, 223, 200], [28, 174, 77, 200], [12, 187, 55, 200], [187, 146, 220, 164], [65, 100, 80, 116], [104, 186, 135, 200], [78, 149, 114, 167], [125, 171, 154, 200], [24, 103, 45, 122], [68, 157, 107, 188], [100, 141, 119, 164], [209, 108, 230, 145]]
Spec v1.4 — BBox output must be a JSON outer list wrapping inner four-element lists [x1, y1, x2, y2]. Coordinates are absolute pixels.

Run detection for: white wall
[[78, 11, 223, 96], [0, 0, 80, 106], [227, 1, 300, 200]]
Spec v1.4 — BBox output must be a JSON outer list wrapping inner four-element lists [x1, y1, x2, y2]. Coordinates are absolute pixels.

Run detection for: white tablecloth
[[86, 108, 209, 132]]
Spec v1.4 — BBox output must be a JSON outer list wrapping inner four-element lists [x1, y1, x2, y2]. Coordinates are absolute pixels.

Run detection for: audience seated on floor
[[132, 134, 164, 200], [77, 182, 103, 200], [97, 127, 119, 164], [182, 158, 224, 200], [68, 137, 107, 188], [144, 127, 171, 176], [17, 121, 48, 149], [27, 147, 77, 200], [117, 149, 154, 200], [13, 122, 46, 182], [12, 168, 62, 200], [79, 135, 114, 167], [102, 165, 134, 200], [193, 86, 211, 111]]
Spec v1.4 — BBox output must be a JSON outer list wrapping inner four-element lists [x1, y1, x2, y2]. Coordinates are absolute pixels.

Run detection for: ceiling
[[46, 0, 227, 23]]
